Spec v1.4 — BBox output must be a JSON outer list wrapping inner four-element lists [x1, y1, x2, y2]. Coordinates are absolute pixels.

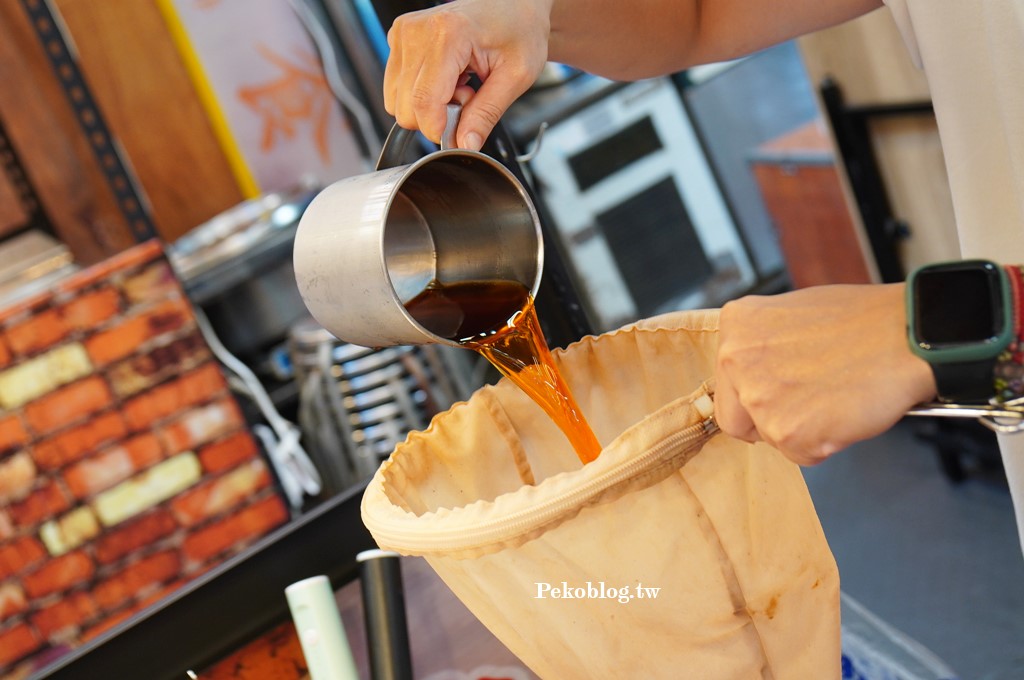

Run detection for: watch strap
[[931, 359, 1000, 403], [995, 264, 1024, 402]]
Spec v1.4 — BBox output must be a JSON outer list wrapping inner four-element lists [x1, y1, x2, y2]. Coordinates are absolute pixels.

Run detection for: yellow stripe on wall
[[155, 0, 261, 199]]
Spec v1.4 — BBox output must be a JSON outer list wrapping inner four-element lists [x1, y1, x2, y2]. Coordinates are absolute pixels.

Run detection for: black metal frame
[[32, 484, 375, 680], [819, 77, 933, 283], [19, 0, 157, 243]]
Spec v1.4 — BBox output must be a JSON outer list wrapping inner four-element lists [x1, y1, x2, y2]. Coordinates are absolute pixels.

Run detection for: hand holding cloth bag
[[361, 310, 840, 679]]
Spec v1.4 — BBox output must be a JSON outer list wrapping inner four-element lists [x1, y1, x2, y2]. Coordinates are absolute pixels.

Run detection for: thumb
[[456, 70, 532, 151]]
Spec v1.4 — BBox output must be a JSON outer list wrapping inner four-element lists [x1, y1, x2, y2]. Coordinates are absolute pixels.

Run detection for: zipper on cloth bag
[[378, 406, 720, 554], [483, 416, 719, 540]]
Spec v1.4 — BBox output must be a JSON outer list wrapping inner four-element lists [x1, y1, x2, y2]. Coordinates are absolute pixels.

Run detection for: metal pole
[[357, 549, 413, 680]]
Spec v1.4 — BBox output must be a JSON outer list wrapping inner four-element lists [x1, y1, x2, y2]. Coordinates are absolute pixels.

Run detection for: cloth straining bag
[[361, 309, 840, 679]]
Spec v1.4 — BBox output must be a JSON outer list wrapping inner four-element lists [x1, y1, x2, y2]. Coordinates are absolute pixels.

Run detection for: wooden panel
[[751, 124, 873, 288], [54, 0, 244, 242], [753, 163, 874, 288], [0, 3, 135, 264], [0, 167, 28, 237]]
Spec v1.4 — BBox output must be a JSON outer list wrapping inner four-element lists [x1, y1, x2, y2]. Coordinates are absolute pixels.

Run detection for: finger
[[383, 22, 406, 117], [407, 41, 473, 142], [752, 406, 843, 467], [386, 13, 433, 128], [713, 369, 760, 444], [448, 73, 477, 138], [451, 84, 475, 107], [396, 43, 448, 133], [382, 28, 401, 116], [457, 69, 533, 151], [383, 49, 401, 117]]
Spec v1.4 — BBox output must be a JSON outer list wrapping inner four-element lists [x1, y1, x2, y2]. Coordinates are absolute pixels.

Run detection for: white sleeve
[[882, 0, 924, 68]]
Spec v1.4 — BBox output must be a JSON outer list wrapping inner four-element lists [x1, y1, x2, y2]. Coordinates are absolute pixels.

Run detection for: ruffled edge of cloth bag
[[361, 309, 834, 560], [360, 309, 840, 678], [361, 310, 722, 557]]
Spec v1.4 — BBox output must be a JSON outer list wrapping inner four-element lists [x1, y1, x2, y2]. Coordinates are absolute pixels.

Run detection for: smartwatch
[[906, 259, 1014, 402]]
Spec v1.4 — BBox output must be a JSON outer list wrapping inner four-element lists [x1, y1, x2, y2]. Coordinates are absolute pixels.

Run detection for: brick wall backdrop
[[0, 241, 289, 678]]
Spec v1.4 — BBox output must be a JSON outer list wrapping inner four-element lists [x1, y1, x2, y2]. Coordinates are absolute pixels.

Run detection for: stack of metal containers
[[288, 317, 471, 495]]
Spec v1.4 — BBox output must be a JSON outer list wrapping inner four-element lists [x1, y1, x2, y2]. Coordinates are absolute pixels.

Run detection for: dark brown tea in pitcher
[[405, 280, 601, 464]]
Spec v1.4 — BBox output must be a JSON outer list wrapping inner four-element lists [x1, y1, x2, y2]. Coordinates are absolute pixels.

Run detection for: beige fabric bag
[[361, 310, 840, 679]]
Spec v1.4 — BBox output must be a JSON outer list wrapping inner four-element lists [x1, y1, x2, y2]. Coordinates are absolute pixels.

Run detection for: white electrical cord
[[288, 0, 381, 166], [193, 307, 322, 509], [840, 592, 960, 679]]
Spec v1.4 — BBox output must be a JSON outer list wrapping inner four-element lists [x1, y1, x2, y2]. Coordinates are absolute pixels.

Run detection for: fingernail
[[464, 132, 483, 151]]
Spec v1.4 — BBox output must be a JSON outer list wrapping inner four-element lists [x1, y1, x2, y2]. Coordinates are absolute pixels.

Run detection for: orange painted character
[[237, 44, 337, 163]]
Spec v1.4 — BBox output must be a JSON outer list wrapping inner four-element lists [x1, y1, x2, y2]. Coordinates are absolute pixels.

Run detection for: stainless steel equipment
[[288, 317, 466, 495], [907, 398, 1024, 434], [169, 183, 318, 358], [292, 105, 543, 348]]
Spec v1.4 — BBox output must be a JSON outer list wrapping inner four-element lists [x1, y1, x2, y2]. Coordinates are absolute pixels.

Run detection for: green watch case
[[906, 259, 1013, 365]]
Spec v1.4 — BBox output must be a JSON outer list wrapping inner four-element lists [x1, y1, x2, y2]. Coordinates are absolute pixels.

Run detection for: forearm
[[546, 0, 696, 79], [382, 0, 884, 148], [547, 0, 884, 80]]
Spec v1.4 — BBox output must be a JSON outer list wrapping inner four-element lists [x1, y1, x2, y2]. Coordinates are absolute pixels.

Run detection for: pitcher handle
[[375, 103, 462, 171]]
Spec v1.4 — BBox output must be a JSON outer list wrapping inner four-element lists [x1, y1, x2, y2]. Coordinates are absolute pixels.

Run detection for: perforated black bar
[[19, 0, 158, 242]]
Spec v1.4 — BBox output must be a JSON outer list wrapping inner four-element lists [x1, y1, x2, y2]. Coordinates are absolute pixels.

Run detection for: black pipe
[[357, 550, 414, 680]]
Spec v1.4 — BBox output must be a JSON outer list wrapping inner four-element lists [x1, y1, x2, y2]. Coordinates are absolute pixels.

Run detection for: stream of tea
[[405, 280, 601, 464]]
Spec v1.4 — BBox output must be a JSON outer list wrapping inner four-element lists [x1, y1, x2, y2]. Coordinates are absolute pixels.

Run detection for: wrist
[[890, 283, 939, 404]]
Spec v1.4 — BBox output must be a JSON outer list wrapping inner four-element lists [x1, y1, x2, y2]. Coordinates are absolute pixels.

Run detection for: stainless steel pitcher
[[293, 104, 543, 348]]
